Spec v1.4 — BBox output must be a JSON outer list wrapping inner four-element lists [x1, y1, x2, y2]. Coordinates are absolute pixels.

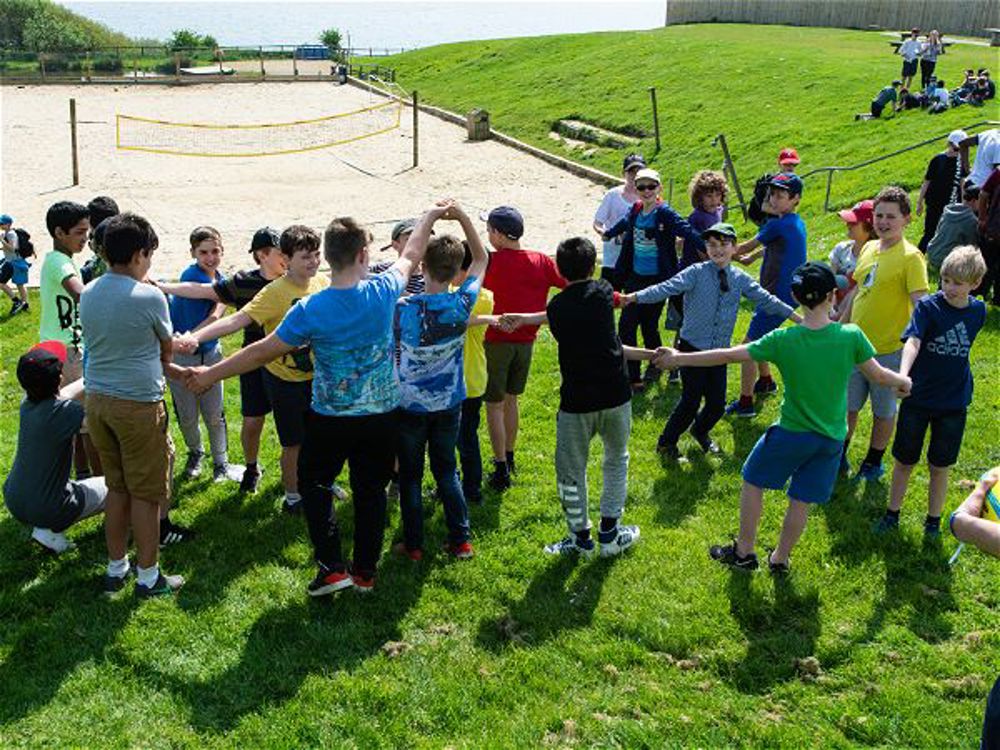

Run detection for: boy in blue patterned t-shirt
[[876, 246, 987, 537], [393, 203, 488, 561]]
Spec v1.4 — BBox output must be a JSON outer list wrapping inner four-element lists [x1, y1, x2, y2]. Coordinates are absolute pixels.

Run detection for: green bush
[[0, 0, 132, 50]]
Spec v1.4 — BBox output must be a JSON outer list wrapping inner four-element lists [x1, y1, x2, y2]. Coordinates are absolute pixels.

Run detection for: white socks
[[284, 491, 302, 506], [107, 556, 130, 578], [136, 564, 160, 588]]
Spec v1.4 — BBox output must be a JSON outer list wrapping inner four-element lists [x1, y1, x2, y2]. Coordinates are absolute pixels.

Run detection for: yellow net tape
[[116, 99, 403, 157]]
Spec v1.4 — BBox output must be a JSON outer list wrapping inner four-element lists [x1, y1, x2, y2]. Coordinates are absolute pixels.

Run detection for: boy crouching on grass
[[186, 204, 442, 596], [876, 246, 988, 536], [4, 342, 108, 554], [80, 213, 185, 597], [503, 237, 659, 558], [392, 203, 487, 561], [620, 222, 801, 460], [656, 262, 912, 573]]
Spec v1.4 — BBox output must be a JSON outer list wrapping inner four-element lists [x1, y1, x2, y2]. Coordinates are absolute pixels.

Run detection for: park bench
[[986, 28, 1000, 47]]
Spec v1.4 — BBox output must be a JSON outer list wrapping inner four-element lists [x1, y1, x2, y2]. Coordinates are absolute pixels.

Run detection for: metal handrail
[[799, 120, 999, 211]]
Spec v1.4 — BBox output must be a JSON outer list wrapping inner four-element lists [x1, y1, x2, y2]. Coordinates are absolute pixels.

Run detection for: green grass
[[2, 23, 1000, 749]]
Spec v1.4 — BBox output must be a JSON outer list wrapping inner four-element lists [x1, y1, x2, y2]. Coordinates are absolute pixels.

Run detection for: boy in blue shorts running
[[656, 262, 911, 572], [727, 173, 808, 417]]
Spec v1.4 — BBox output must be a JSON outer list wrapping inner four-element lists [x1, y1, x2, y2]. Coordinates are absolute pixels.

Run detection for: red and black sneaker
[[307, 566, 353, 597], [443, 541, 474, 560]]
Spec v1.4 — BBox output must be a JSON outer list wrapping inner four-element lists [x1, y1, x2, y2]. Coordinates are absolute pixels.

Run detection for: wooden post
[[648, 87, 661, 153], [667, 177, 674, 205], [715, 133, 747, 221], [39, 53, 46, 80], [292, 48, 298, 76], [412, 90, 419, 168], [70, 98, 79, 186], [175, 53, 181, 82], [85, 50, 92, 82], [824, 171, 835, 212], [259, 46, 265, 77]]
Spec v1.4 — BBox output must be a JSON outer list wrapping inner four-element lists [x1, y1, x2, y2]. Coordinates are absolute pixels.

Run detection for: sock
[[506, 451, 515, 469], [757, 375, 773, 386], [885, 508, 900, 521], [739, 395, 753, 408], [136, 564, 159, 588], [493, 459, 509, 474], [574, 528, 592, 544], [599, 517, 618, 533], [107, 556, 130, 578], [925, 514, 941, 530], [863, 447, 885, 467], [246, 461, 258, 473], [285, 491, 302, 505]]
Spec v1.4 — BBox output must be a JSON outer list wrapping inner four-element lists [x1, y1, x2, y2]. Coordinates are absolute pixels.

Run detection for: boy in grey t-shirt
[[3, 342, 107, 553]]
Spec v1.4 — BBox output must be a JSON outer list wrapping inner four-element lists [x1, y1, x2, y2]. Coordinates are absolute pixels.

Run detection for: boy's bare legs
[[870, 416, 895, 452], [280, 445, 300, 493], [486, 400, 506, 462], [104, 490, 130, 561], [241, 416, 265, 465], [888, 461, 914, 512], [757, 361, 772, 381], [736, 482, 765, 557], [131, 500, 161, 569], [845, 410, 859, 446], [16, 283, 27, 304], [927, 464, 950, 518], [771, 499, 810, 565], [503, 394, 519, 455]]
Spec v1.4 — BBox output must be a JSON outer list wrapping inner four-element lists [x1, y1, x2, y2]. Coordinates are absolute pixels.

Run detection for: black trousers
[[298, 409, 398, 577], [975, 235, 1000, 305], [457, 396, 483, 501], [619, 271, 667, 383], [918, 201, 945, 252], [920, 59, 937, 89], [661, 338, 727, 444]]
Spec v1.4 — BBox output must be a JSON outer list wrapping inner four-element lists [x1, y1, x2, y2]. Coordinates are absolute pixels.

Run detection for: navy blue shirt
[[170, 263, 223, 354], [902, 291, 986, 411]]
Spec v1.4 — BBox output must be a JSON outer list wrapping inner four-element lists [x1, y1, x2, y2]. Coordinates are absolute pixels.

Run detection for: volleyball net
[[115, 97, 404, 158]]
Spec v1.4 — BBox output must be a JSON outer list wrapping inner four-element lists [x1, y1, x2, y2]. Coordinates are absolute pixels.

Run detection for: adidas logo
[[926, 322, 971, 357]]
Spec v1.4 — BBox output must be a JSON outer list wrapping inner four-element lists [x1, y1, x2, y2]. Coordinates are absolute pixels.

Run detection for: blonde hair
[[940, 245, 987, 283]]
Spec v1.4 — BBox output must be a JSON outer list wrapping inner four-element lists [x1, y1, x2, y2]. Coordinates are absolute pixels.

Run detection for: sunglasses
[[636, 183, 659, 192]]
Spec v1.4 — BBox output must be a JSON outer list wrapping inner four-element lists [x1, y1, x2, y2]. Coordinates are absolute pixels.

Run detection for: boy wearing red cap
[[4, 342, 108, 554]]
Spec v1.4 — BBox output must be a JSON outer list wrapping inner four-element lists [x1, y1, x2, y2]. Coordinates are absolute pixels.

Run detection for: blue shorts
[[10, 258, 29, 285], [746, 309, 786, 341], [742, 425, 842, 504]]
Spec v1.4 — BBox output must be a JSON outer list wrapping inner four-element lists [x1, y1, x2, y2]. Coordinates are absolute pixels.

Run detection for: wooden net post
[[412, 90, 419, 168], [70, 98, 79, 186]]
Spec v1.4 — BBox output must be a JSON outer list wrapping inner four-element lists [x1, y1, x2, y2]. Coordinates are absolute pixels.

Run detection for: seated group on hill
[[2, 135, 998, 598]]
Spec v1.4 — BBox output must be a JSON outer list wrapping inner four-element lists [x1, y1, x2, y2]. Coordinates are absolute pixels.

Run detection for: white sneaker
[[31, 527, 75, 554], [599, 525, 641, 557], [543, 535, 595, 558], [331, 483, 349, 501], [213, 463, 245, 483]]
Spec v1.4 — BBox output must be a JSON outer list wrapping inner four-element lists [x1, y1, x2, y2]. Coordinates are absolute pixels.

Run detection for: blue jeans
[[398, 405, 470, 550]]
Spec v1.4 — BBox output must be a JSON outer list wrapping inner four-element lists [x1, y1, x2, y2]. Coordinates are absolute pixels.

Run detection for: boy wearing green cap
[[621, 223, 801, 458]]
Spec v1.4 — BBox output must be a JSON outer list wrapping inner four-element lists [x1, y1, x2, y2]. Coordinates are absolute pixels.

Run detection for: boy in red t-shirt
[[482, 206, 566, 491]]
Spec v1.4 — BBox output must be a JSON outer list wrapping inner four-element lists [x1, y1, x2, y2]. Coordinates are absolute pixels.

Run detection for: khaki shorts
[[484, 342, 534, 403], [85, 393, 174, 505]]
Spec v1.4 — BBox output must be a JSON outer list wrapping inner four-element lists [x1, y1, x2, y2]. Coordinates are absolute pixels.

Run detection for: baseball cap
[[622, 154, 646, 172], [790, 262, 846, 306], [483, 206, 524, 240], [634, 168, 661, 185], [948, 129, 968, 147], [838, 199, 874, 225], [0, 214, 12, 225], [250, 227, 281, 253], [778, 148, 800, 165], [17, 341, 67, 399], [768, 173, 804, 196], [702, 222, 738, 241], [390, 218, 417, 242]]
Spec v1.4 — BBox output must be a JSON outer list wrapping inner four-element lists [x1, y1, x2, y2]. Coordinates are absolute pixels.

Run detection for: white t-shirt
[[970, 129, 1000, 188], [898, 39, 922, 62], [829, 240, 858, 276], [2, 229, 16, 260], [594, 187, 633, 268]]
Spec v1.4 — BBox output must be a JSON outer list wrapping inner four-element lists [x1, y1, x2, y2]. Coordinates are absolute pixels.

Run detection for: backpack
[[747, 173, 775, 227], [14, 228, 33, 259]]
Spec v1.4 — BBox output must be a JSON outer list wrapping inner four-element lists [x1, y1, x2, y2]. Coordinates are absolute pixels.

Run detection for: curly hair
[[688, 170, 729, 210], [873, 185, 911, 216]]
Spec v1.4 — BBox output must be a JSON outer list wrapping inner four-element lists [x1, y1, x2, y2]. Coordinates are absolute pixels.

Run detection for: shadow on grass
[[475, 554, 613, 652], [719, 572, 822, 694], [651, 451, 717, 527]]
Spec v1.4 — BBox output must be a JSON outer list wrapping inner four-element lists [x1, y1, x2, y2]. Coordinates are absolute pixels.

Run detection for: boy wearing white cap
[[916, 130, 969, 251]]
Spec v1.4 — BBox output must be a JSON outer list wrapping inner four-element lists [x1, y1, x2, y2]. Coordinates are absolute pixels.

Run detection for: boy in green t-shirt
[[655, 262, 912, 572]]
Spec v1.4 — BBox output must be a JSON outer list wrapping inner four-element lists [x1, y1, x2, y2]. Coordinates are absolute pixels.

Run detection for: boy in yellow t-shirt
[[455, 242, 500, 504], [839, 186, 928, 482], [177, 226, 330, 513]]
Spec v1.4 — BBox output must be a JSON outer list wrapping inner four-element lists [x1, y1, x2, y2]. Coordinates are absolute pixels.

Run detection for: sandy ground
[[1, 81, 608, 283]]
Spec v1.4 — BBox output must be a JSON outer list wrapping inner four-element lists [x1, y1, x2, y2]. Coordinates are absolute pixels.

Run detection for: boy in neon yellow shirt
[[838, 186, 928, 482]]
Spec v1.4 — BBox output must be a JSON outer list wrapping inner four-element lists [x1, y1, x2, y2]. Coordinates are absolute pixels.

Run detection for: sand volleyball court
[[2, 80, 608, 281]]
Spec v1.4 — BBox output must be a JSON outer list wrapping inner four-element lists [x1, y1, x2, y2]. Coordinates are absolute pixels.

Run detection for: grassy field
[[1, 23, 1000, 749]]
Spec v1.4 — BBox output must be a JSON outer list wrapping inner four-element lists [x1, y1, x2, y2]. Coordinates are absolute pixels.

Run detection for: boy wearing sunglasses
[[620, 223, 800, 459]]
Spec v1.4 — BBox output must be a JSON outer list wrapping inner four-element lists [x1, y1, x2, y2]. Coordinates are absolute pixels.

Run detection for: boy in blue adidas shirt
[[728, 172, 808, 416], [393, 202, 487, 561], [876, 246, 988, 537], [167, 226, 242, 482]]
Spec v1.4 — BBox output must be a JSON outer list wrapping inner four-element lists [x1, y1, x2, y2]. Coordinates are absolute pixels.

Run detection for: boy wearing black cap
[[162, 227, 287, 493], [655, 262, 911, 572], [481, 205, 567, 491], [3, 341, 108, 554], [369, 218, 425, 295], [621, 222, 800, 458], [728, 172, 808, 417]]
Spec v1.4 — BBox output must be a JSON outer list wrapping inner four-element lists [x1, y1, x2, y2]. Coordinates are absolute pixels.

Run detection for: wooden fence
[[664, 0, 1000, 38]]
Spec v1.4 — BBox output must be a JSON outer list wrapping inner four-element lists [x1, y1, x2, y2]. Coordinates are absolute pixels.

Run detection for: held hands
[[894, 375, 912, 399], [496, 313, 529, 333], [651, 346, 677, 370], [181, 365, 213, 395], [172, 333, 199, 355], [431, 198, 459, 221], [619, 293, 637, 306]]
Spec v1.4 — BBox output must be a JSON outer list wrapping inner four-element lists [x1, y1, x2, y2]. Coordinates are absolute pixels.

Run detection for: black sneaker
[[656, 441, 681, 461], [307, 565, 353, 597], [180, 451, 204, 480], [239, 466, 262, 494], [135, 572, 185, 599], [709, 540, 759, 571], [159, 520, 195, 547], [753, 378, 777, 396], [488, 461, 511, 491], [281, 497, 303, 515], [667, 368, 681, 385], [692, 431, 721, 454], [10, 299, 27, 316], [766, 549, 790, 576], [102, 568, 133, 597]]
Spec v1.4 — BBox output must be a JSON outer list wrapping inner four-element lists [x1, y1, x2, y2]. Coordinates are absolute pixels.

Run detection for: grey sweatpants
[[167, 347, 228, 465], [554, 401, 631, 534]]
